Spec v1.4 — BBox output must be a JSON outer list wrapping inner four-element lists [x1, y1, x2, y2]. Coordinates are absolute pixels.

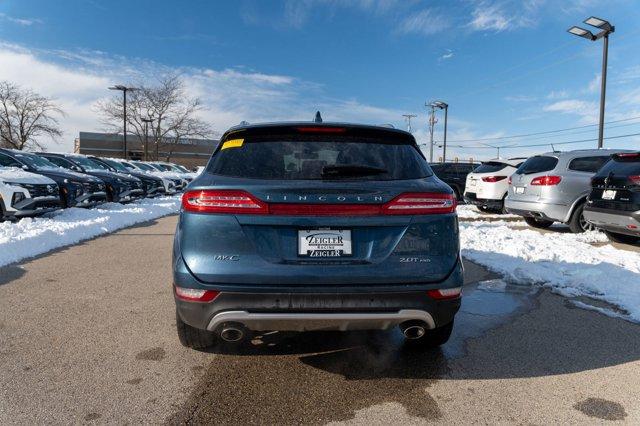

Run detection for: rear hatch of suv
[[178, 124, 459, 287], [589, 152, 640, 212], [509, 155, 560, 202], [465, 161, 511, 197]]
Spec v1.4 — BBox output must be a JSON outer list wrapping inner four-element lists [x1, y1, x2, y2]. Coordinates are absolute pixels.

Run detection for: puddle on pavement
[[167, 279, 541, 425]]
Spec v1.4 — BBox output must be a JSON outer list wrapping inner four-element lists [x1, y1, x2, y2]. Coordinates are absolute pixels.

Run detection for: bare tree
[[0, 81, 65, 150], [97, 74, 213, 160]]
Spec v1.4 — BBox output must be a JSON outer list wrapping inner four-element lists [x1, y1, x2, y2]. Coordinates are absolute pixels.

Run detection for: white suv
[[0, 167, 61, 220], [463, 158, 526, 213]]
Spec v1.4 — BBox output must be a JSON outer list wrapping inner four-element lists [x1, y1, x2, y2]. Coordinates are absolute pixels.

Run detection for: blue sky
[[1, 0, 639, 160]]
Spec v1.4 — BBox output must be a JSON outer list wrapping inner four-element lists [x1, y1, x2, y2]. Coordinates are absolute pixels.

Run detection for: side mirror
[[72, 166, 83, 172], [21, 164, 29, 170]]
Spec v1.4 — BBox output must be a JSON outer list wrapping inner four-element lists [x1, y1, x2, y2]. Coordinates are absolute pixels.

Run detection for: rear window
[[207, 137, 431, 180], [473, 162, 507, 174], [595, 154, 640, 177], [516, 156, 558, 175], [568, 156, 610, 173]]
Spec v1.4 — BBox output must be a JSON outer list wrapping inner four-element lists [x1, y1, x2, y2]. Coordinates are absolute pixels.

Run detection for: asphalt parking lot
[[1, 214, 639, 424]]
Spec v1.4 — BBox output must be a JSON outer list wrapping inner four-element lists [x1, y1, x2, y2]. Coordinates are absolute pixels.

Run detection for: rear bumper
[[174, 258, 463, 332], [463, 192, 503, 209], [504, 198, 569, 222], [584, 206, 640, 236]]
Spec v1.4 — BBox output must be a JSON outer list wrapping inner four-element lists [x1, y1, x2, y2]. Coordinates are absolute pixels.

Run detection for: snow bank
[[460, 221, 640, 322], [457, 204, 520, 220], [0, 196, 180, 267]]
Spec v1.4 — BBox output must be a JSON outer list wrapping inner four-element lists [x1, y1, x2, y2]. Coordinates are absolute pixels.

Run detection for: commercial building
[[74, 132, 219, 169]]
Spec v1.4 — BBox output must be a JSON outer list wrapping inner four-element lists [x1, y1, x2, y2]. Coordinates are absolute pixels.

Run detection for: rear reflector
[[427, 287, 462, 300], [183, 191, 456, 215], [629, 175, 640, 185], [174, 286, 220, 302], [296, 127, 347, 133], [481, 176, 507, 183], [531, 175, 562, 186]]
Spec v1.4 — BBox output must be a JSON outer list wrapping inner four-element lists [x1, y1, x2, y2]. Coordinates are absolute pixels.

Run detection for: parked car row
[[432, 148, 638, 244], [0, 148, 195, 221]]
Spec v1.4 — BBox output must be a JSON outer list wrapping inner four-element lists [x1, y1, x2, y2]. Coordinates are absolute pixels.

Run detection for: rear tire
[[405, 321, 454, 348], [568, 203, 593, 233], [176, 311, 216, 350], [524, 216, 554, 229], [604, 231, 640, 245]]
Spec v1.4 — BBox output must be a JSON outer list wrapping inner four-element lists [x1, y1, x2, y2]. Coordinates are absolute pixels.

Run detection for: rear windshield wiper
[[321, 164, 388, 178]]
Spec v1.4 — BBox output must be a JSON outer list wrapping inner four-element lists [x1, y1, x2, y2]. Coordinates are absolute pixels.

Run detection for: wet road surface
[[0, 215, 639, 424]]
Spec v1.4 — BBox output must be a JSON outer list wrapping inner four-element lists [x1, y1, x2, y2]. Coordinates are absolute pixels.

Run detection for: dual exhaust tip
[[219, 320, 429, 342]]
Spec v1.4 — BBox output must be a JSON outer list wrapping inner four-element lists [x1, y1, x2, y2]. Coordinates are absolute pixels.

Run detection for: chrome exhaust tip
[[400, 321, 427, 340], [220, 326, 244, 342]]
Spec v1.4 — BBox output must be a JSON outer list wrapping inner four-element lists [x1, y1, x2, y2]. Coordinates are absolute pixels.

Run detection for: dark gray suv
[[173, 121, 463, 349]]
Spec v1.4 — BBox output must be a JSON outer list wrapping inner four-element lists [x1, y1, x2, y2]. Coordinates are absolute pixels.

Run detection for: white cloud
[[543, 99, 598, 123], [397, 8, 451, 36], [467, 1, 535, 32], [0, 41, 405, 152], [439, 49, 454, 61], [587, 73, 601, 93], [546, 90, 569, 100], [0, 13, 41, 26]]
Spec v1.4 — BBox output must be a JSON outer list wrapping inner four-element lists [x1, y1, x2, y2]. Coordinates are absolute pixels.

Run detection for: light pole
[[429, 101, 448, 162], [568, 17, 614, 149], [425, 103, 437, 162], [402, 114, 417, 132], [141, 117, 154, 161], [108, 85, 139, 159]]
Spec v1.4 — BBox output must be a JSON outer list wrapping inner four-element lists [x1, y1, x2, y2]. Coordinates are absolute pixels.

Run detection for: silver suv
[[505, 149, 630, 233]]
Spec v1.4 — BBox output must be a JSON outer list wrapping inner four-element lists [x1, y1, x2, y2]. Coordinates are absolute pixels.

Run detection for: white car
[[0, 166, 61, 220], [149, 161, 196, 182], [129, 161, 187, 191], [463, 158, 527, 213]]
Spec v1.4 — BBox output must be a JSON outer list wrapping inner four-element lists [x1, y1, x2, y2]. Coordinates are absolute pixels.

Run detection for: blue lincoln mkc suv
[[173, 119, 463, 349]]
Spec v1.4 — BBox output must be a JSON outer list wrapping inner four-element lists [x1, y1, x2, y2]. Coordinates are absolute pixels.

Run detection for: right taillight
[[182, 190, 268, 214], [481, 176, 507, 183], [382, 192, 457, 215], [427, 287, 462, 300], [629, 175, 640, 185], [530, 175, 562, 186]]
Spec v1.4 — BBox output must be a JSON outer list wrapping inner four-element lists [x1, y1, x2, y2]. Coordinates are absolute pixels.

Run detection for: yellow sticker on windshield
[[221, 139, 244, 150]]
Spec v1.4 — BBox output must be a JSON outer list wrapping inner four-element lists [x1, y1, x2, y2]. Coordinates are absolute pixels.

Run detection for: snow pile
[[0, 196, 180, 267], [456, 204, 520, 220], [460, 221, 640, 322]]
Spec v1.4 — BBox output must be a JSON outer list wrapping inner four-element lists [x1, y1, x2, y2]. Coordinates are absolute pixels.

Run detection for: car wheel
[[176, 311, 216, 350], [568, 203, 594, 233], [404, 321, 454, 348], [524, 216, 554, 229], [604, 231, 640, 245]]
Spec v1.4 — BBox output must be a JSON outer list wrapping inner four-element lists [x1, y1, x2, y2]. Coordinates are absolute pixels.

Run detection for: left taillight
[[481, 176, 507, 183], [182, 190, 268, 214], [174, 285, 220, 303], [382, 192, 457, 215]]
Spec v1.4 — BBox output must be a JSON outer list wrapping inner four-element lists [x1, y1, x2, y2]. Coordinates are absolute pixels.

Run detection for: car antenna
[[551, 143, 556, 152], [314, 111, 323, 123]]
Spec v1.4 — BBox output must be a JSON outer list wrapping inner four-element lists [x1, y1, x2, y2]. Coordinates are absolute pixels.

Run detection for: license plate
[[514, 186, 525, 194], [298, 229, 352, 257], [602, 189, 617, 200]]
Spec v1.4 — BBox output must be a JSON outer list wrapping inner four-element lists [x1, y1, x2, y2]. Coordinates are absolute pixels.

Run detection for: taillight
[[174, 285, 220, 303], [382, 192, 456, 215], [481, 176, 507, 183], [182, 190, 268, 214], [629, 175, 640, 185], [427, 287, 462, 300], [616, 153, 640, 158], [508, 176, 512, 185], [530, 175, 562, 186]]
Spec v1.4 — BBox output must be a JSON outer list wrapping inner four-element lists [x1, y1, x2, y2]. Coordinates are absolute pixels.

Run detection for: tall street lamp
[[430, 101, 448, 162], [141, 117, 154, 161], [108, 85, 139, 159], [568, 16, 614, 149]]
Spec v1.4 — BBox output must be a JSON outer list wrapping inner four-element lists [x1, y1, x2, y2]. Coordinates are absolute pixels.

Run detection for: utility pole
[[426, 103, 437, 163], [108, 85, 139, 160], [141, 117, 154, 161], [442, 104, 448, 162], [402, 114, 417, 132], [567, 17, 614, 148]]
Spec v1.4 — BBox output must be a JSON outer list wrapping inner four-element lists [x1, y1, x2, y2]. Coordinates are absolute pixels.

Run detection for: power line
[[446, 115, 640, 143]]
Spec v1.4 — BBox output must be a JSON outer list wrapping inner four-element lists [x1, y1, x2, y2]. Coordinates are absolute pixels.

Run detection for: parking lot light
[[567, 26, 595, 40], [584, 16, 612, 30]]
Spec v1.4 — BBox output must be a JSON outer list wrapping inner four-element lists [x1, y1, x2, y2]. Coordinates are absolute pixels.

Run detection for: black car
[[0, 149, 107, 208], [88, 156, 166, 198], [36, 153, 144, 203], [585, 152, 640, 244], [430, 162, 479, 200]]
